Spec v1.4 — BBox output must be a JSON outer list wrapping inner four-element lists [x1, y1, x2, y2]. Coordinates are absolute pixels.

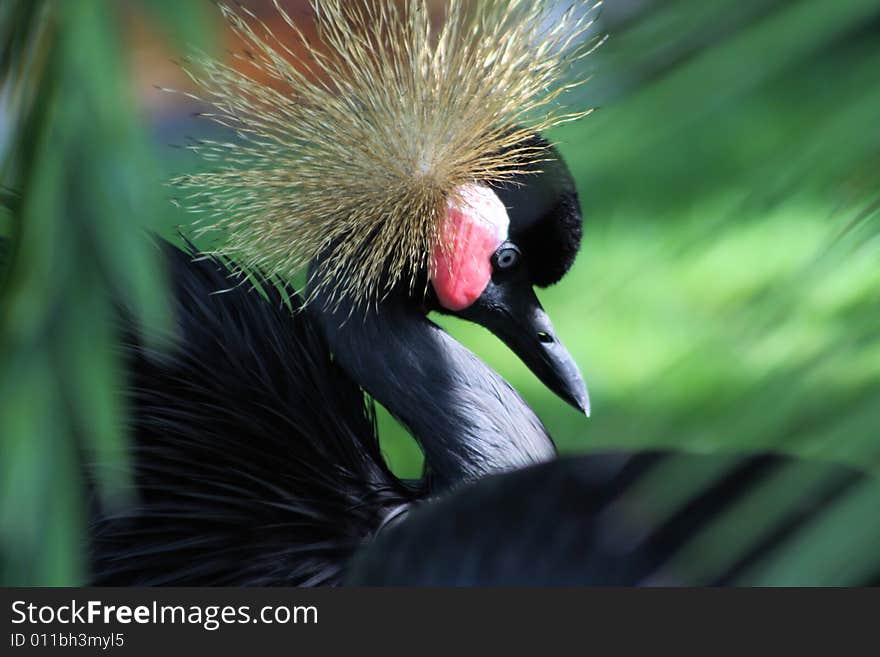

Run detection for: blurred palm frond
[[0, 0, 210, 585]]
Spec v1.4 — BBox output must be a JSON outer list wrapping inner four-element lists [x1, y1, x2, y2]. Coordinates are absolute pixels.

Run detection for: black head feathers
[[492, 133, 583, 288]]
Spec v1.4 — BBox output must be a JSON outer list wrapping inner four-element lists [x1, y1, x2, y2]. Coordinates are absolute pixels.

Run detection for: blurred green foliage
[[0, 0, 212, 585], [1, 0, 879, 585]]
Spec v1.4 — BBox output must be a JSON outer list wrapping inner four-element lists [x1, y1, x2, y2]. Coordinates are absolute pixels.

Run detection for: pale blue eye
[[493, 242, 521, 270]]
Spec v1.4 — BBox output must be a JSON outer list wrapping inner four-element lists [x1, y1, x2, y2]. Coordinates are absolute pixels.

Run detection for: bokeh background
[[2, 0, 879, 585]]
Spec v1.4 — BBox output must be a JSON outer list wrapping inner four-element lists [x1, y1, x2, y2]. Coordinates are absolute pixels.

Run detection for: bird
[[85, 0, 880, 586], [90, 0, 599, 585], [89, 128, 591, 584]]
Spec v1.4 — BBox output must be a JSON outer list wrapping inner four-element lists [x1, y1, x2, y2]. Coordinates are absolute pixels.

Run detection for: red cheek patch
[[430, 184, 509, 311]]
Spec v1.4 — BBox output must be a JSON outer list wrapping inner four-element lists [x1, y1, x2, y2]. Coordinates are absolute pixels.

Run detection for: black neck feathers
[[309, 295, 556, 492]]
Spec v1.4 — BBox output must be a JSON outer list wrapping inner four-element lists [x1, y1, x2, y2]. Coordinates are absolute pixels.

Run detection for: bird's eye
[[493, 242, 521, 270]]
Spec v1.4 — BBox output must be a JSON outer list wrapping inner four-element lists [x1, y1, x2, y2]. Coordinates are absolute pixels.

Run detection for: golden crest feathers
[[171, 0, 602, 308]]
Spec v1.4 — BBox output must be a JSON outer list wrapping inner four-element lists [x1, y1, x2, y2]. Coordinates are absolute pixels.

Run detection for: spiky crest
[[170, 0, 602, 308]]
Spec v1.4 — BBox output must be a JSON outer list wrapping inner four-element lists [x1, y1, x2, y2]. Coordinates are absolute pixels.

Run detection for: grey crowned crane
[[87, 1, 876, 586]]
